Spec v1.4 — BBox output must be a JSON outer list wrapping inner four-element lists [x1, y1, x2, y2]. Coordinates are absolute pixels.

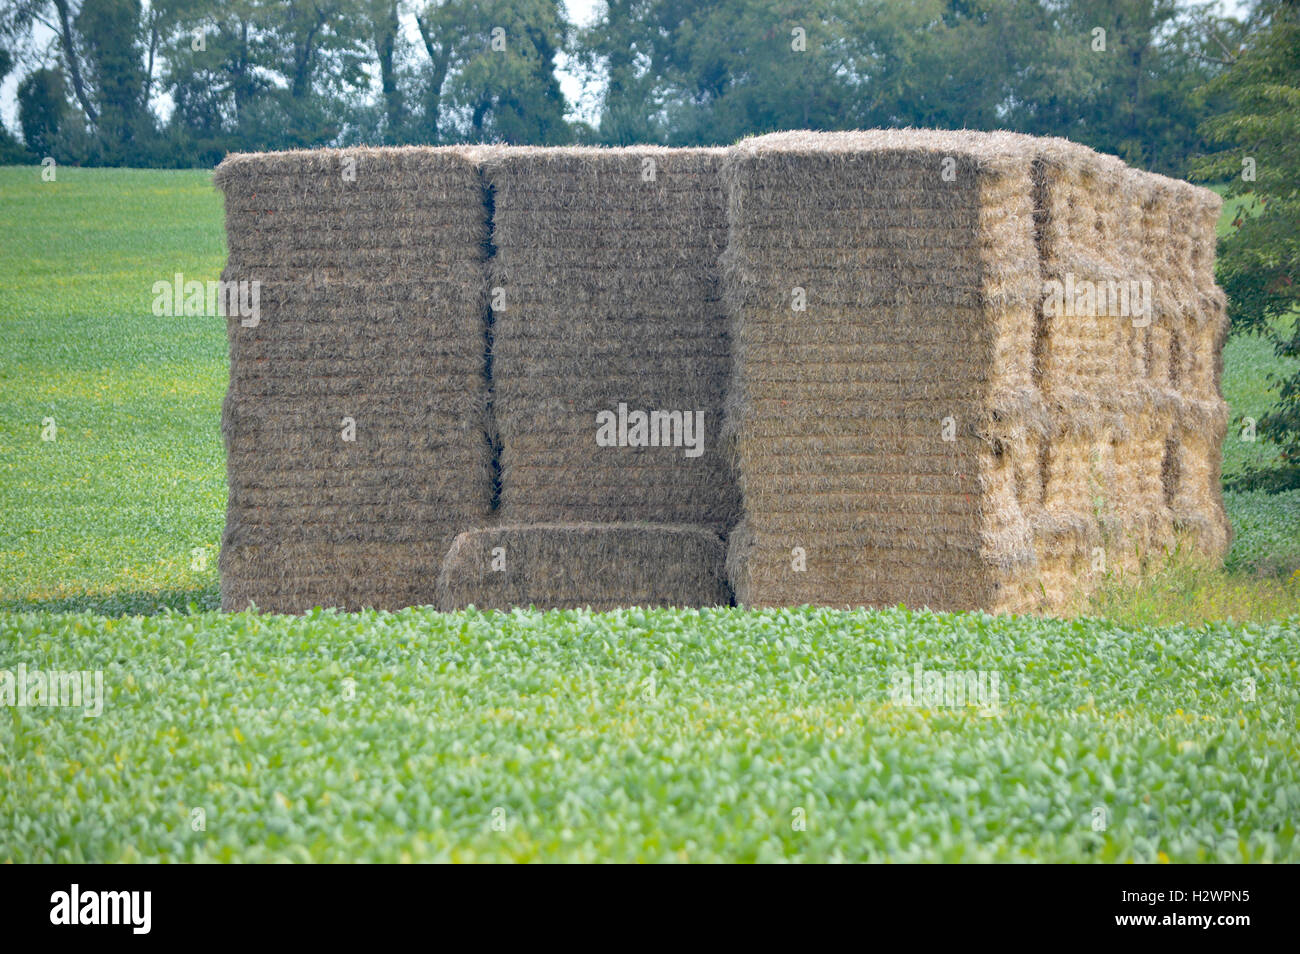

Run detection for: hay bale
[[1028, 142, 1230, 586], [210, 133, 1228, 616], [483, 147, 740, 532], [721, 130, 1046, 612], [436, 523, 730, 611], [721, 129, 1228, 613], [214, 146, 492, 612]]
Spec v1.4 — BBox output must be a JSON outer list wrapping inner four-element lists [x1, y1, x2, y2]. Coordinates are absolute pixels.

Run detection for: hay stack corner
[[720, 129, 1228, 613]]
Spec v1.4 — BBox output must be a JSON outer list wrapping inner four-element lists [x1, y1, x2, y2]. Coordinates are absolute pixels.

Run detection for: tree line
[[0, 0, 1266, 175]]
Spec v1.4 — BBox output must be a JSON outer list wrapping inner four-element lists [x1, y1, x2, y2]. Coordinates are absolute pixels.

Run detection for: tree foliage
[[0, 0, 1252, 168], [1192, 0, 1300, 491], [17, 66, 66, 157]]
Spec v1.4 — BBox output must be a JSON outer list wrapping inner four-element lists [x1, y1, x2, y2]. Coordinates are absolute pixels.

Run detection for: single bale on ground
[[436, 523, 731, 611]]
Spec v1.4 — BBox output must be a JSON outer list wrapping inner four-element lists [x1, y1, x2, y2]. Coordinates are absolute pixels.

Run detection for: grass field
[[0, 167, 226, 614], [2, 605, 1297, 862], [1, 166, 1297, 862]]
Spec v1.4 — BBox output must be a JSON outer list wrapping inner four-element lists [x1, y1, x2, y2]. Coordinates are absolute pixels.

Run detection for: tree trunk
[[51, 0, 97, 123], [376, 2, 402, 138], [416, 13, 453, 142]]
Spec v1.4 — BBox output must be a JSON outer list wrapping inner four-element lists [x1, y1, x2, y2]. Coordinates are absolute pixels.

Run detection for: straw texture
[[1028, 140, 1230, 606], [212, 134, 1228, 615], [436, 523, 730, 610], [214, 146, 492, 612], [722, 130, 1048, 612], [721, 130, 1228, 613], [484, 147, 740, 532]]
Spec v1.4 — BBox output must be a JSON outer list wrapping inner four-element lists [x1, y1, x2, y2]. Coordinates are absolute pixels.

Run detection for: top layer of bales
[[730, 129, 1219, 206], [214, 144, 489, 182]]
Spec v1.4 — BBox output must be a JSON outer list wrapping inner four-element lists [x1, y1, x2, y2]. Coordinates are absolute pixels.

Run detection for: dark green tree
[[1004, 0, 1234, 175], [363, 0, 405, 141], [415, 0, 570, 144], [413, 0, 466, 142], [1, 2, 100, 128], [580, 0, 859, 145], [1193, 0, 1300, 491], [76, 0, 151, 161], [17, 66, 67, 157], [1, 46, 36, 160], [577, 0, 663, 144], [840, 0, 1044, 132], [3, 0, 149, 160], [256, 0, 371, 147], [162, 0, 371, 154], [164, 0, 273, 158]]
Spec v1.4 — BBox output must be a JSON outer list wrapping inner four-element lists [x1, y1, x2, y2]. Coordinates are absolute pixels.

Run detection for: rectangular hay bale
[[723, 129, 1228, 613], [1030, 142, 1230, 573], [436, 523, 730, 611], [214, 146, 493, 612], [484, 146, 740, 533], [722, 130, 1045, 612]]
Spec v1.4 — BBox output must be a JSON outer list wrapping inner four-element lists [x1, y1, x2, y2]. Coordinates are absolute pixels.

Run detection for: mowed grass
[[0, 166, 1297, 862], [3, 606, 1297, 862]]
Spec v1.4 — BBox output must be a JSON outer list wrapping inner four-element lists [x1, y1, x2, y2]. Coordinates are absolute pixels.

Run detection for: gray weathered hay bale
[[215, 146, 492, 612], [436, 522, 730, 610], [483, 146, 740, 532]]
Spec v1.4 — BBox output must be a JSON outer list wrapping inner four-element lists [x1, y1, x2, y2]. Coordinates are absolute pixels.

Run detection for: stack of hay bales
[[1028, 142, 1230, 606], [437, 523, 729, 611], [1137, 170, 1230, 561], [721, 130, 1047, 612], [214, 147, 492, 612], [213, 135, 1229, 616], [722, 130, 1229, 612], [440, 146, 738, 609], [483, 146, 738, 531]]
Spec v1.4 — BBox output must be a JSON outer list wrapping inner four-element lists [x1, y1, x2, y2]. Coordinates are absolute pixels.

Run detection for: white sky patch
[[558, 0, 605, 126]]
